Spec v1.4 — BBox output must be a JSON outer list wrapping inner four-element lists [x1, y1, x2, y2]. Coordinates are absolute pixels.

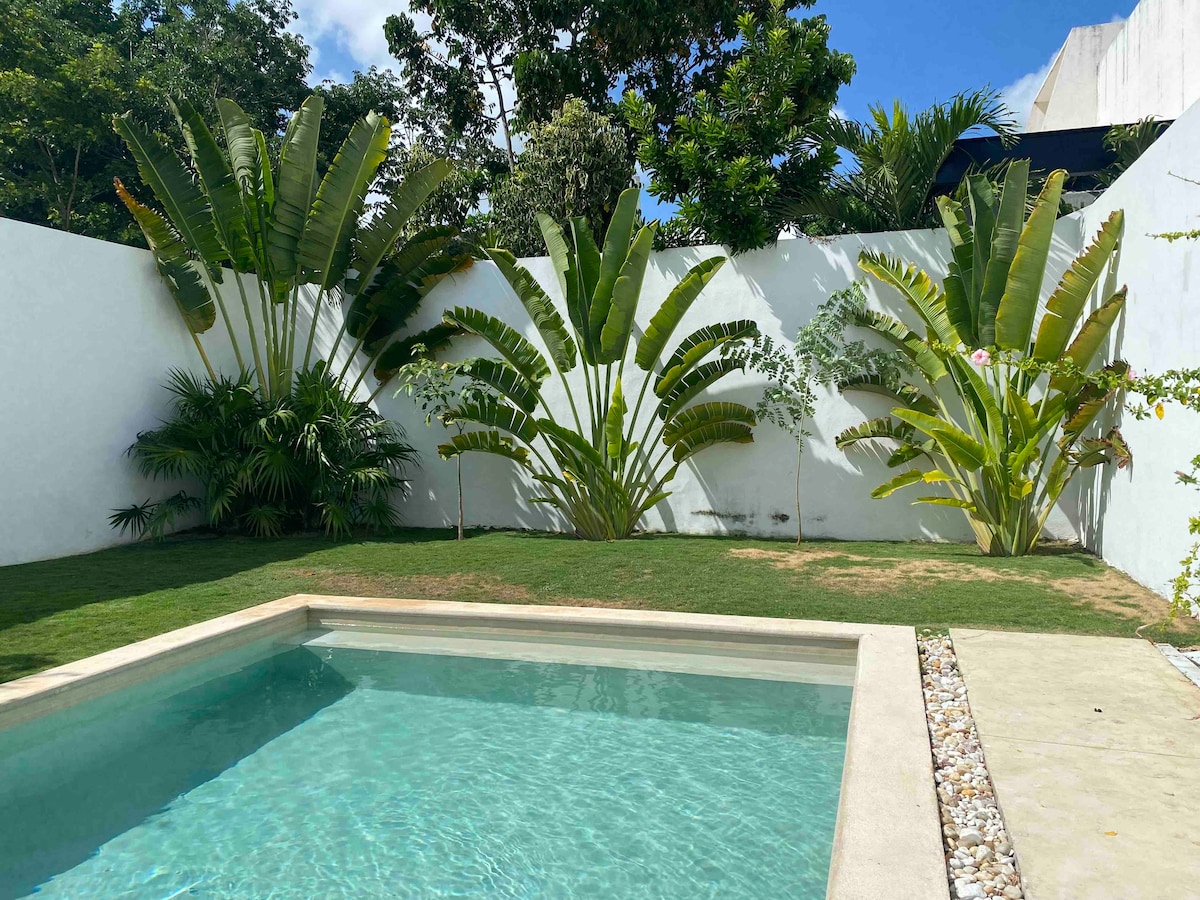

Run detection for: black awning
[[932, 122, 1171, 194]]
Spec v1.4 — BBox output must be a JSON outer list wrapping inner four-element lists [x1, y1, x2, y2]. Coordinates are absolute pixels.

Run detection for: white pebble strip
[[918, 631, 1024, 900]]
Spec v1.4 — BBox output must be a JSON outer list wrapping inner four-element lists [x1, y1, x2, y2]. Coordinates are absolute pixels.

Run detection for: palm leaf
[[268, 95, 324, 278], [977, 159, 1029, 346], [605, 377, 627, 460], [487, 249, 577, 372], [464, 358, 538, 413], [858, 249, 955, 343], [599, 224, 656, 363], [839, 374, 937, 415], [113, 112, 226, 268], [447, 398, 538, 444], [636, 256, 726, 371], [995, 169, 1065, 351], [438, 429, 530, 466], [169, 97, 254, 271], [372, 323, 462, 382], [114, 178, 216, 332], [569, 216, 601, 362], [892, 407, 989, 469], [443, 306, 551, 384], [663, 402, 757, 447], [870, 469, 925, 498], [298, 112, 389, 290], [588, 187, 639, 342], [350, 158, 452, 292], [656, 358, 744, 421], [853, 309, 946, 382], [1049, 289, 1128, 393], [215, 99, 264, 256], [655, 320, 759, 397], [670, 421, 754, 463], [834, 416, 915, 450], [1033, 210, 1124, 362]]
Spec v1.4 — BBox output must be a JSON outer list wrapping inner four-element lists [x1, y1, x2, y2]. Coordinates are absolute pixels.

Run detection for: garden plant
[[839, 161, 1132, 556], [723, 283, 908, 542], [113, 93, 467, 400], [110, 368, 415, 537], [436, 188, 761, 540]]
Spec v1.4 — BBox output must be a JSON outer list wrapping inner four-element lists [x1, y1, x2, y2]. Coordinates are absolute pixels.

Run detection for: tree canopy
[[489, 97, 634, 256], [624, 3, 853, 252], [0, 0, 408, 243]]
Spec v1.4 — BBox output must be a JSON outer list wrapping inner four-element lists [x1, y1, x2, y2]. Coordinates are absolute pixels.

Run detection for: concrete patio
[[952, 630, 1200, 899]]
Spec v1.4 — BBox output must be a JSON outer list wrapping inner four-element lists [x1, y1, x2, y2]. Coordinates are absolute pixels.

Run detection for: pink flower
[[970, 348, 991, 366], [1127, 368, 1138, 380]]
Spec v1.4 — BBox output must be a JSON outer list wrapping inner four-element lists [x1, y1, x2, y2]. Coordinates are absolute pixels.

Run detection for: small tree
[[488, 98, 634, 257], [395, 358, 495, 540], [724, 283, 908, 542], [623, 2, 854, 252]]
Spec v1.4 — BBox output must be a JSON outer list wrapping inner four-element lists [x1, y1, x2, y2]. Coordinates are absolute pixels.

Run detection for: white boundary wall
[[3, 102, 1199, 600]]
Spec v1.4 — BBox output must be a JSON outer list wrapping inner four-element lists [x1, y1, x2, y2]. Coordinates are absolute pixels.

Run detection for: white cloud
[[288, 0, 517, 154], [289, 0, 421, 75], [999, 53, 1057, 132]]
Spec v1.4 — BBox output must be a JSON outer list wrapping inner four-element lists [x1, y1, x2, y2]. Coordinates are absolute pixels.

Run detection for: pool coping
[[0, 596, 947, 900]]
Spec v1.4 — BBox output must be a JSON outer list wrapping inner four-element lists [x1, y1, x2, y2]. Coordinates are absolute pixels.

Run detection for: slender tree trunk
[[795, 435, 803, 545], [485, 56, 516, 171], [456, 456, 464, 541]]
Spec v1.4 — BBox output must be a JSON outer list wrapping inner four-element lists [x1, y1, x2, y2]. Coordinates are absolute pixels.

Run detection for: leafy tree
[[787, 89, 1015, 234], [623, 2, 853, 252], [0, 0, 144, 236], [0, 0, 341, 242], [313, 67, 412, 175], [723, 283, 908, 542], [394, 357, 496, 540], [383, 0, 812, 168], [114, 0, 310, 135], [1098, 116, 1166, 187], [489, 97, 634, 257]]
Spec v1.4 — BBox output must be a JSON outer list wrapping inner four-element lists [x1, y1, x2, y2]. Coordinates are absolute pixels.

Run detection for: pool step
[[298, 626, 857, 686]]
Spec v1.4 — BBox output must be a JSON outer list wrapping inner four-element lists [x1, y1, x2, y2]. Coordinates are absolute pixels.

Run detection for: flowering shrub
[[838, 162, 1132, 556]]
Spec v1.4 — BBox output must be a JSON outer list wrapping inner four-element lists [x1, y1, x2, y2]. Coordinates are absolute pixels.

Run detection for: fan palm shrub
[[111, 368, 415, 538], [113, 94, 468, 400], [837, 161, 1132, 556], [436, 188, 760, 540]]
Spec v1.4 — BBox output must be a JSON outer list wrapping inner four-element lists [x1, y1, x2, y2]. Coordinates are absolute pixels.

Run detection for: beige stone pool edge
[[0, 596, 947, 900]]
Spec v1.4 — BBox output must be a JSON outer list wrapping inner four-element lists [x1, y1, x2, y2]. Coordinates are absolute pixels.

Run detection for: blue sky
[[822, 0, 1136, 127], [292, 0, 1136, 131]]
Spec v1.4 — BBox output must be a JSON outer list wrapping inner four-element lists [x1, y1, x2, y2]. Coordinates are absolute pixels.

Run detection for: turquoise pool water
[[0, 639, 851, 899]]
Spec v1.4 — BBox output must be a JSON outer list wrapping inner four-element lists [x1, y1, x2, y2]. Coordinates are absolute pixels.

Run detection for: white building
[[1027, 0, 1200, 132]]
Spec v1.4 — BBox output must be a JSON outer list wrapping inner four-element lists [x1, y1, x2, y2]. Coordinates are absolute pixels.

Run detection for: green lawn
[[2, 529, 1196, 683]]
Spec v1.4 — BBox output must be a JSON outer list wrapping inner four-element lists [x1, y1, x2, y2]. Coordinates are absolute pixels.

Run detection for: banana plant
[[436, 188, 760, 540], [837, 161, 1132, 556], [113, 94, 468, 401]]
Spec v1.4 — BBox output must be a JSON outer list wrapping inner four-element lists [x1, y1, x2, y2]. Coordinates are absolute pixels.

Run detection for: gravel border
[[918, 631, 1024, 900]]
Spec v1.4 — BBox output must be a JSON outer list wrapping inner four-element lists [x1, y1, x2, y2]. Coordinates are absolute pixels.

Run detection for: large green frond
[[995, 169, 1066, 351], [636, 256, 726, 371]]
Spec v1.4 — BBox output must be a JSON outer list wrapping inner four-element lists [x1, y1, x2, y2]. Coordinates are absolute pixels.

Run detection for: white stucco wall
[[1028, 0, 1200, 133], [1027, 22, 1124, 133], [1097, 0, 1200, 126], [3, 101, 1199, 603], [1056, 98, 1200, 599]]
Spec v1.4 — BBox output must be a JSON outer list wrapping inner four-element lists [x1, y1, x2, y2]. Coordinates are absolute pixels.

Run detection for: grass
[[2, 528, 1197, 683]]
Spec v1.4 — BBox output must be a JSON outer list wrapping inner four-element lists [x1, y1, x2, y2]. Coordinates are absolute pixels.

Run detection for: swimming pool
[[0, 596, 946, 898]]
